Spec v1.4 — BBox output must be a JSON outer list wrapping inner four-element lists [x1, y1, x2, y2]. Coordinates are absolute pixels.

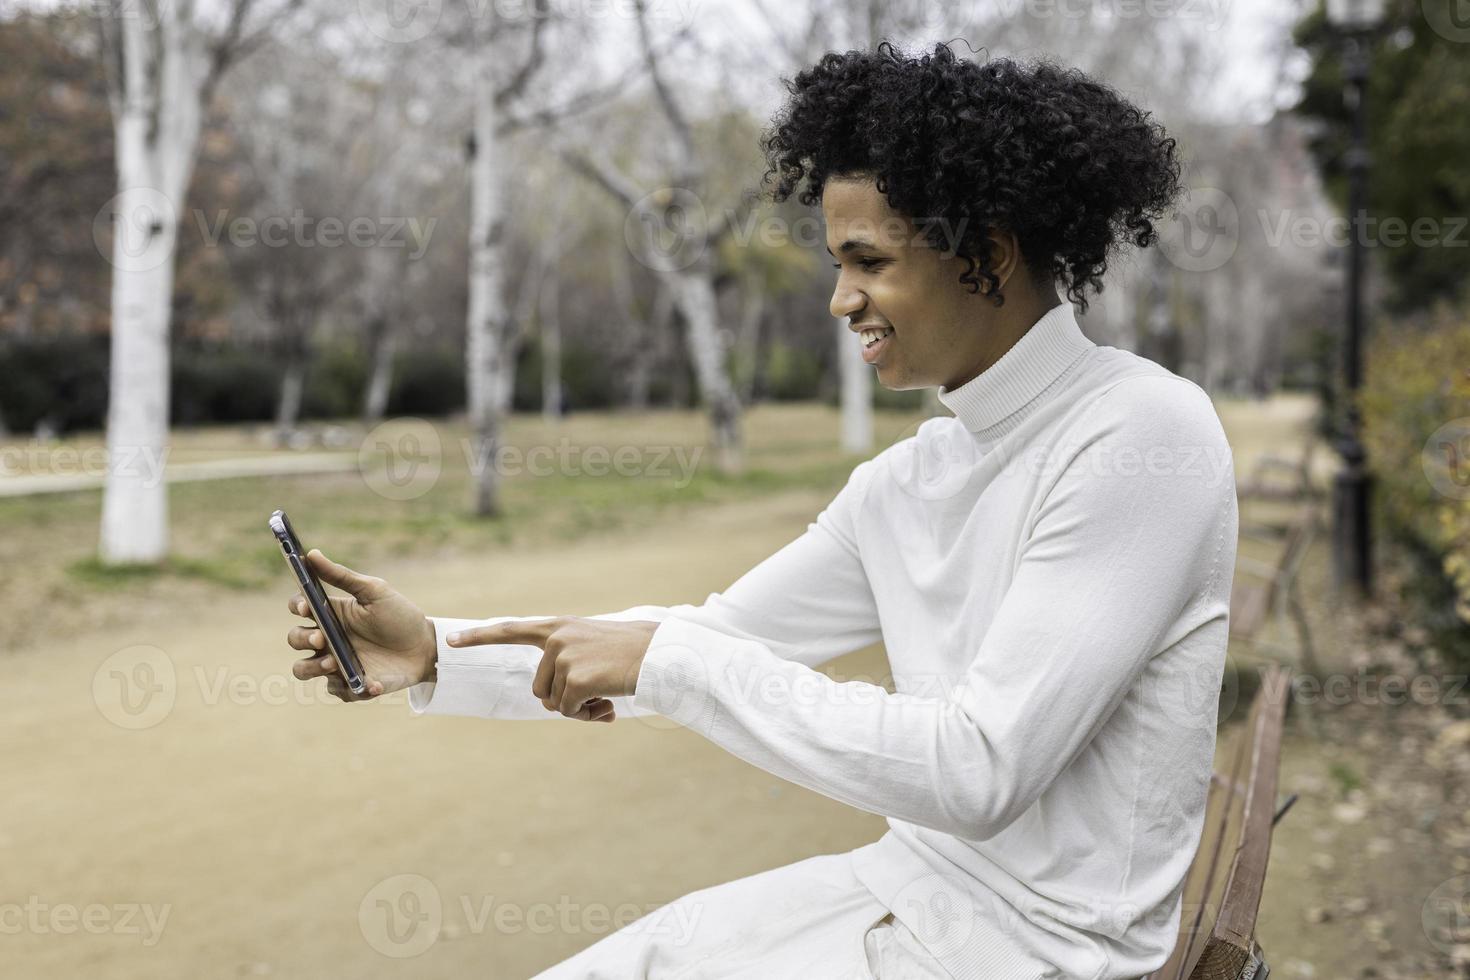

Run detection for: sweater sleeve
[[407, 457, 887, 720], [630, 377, 1238, 841]]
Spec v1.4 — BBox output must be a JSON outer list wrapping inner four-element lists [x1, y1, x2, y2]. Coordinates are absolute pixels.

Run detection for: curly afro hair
[[759, 42, 1182, 313]]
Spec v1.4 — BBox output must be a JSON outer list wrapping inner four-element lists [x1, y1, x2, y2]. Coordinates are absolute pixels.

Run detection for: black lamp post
[[1326, 0, 1384, 597]]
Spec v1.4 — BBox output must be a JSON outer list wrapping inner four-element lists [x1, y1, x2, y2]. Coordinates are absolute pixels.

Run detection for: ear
[[980, 228, 1023, 295]]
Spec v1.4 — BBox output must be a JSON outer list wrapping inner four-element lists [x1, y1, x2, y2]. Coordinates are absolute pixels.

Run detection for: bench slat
[[1141, 664, 1289, 980]]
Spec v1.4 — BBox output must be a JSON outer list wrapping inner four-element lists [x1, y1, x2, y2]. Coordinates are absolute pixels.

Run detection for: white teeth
[[861, 327, 894, 347]]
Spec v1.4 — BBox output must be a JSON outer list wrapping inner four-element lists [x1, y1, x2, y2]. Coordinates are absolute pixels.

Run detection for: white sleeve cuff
[[631, 616, 743, 730], [409, 608, 692, 720]]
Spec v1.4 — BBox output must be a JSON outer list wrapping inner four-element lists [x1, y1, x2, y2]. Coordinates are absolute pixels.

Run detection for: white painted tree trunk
[[99, 9, 206, 563], [837, 316, 872, 452], [363, 325, 396, 423], [274, 359, 305, 439], [464, 61, 515, 517], [667, 268, 741, 472], [540, 268, 562, 423]]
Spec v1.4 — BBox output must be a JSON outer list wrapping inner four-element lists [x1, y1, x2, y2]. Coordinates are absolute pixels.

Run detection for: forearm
[[407, 605, 695, 720]]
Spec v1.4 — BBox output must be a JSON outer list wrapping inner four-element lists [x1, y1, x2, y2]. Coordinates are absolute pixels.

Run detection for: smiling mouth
[[859, 326, 895, 348]]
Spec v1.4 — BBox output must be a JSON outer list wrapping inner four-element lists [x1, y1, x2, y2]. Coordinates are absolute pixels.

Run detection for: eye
[[831, 258, 886, 271]]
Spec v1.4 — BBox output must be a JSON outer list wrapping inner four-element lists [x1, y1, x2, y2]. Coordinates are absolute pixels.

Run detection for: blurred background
[[2, 0, 1468, 976]]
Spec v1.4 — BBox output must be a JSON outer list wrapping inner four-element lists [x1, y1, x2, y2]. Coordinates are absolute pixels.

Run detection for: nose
[[829, 269, 865, 321]]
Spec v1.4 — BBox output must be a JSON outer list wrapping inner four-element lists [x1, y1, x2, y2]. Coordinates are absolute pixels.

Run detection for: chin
[[875, 368, 921, 392]]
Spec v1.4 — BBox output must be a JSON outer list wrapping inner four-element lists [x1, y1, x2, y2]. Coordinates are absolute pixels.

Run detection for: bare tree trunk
[[464, 55, 514, 518], [837, 316, 873, 452], [540, 262, 562, 423], [274, 357, 305, 439], [460, 7, 549, 518], [100, 40, 197, 562], [363, 320, 395, 423], [95, 0, 270, 563], [668, 269, 741, 471], [558, 0, 746, 471], [733, 274, 766, 406]]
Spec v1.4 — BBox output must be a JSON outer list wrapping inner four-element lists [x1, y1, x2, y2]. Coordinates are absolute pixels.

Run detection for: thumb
[[306, 549, 388, 602]]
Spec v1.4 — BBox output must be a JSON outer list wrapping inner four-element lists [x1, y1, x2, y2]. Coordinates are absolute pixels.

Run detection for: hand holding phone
[[272, 510, 438, 701]]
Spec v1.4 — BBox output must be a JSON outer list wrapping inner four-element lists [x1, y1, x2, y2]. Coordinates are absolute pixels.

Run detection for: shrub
[[764, 342, 824, 401], [0, 333, 109, 432], [1360, 298, 1470, 669]]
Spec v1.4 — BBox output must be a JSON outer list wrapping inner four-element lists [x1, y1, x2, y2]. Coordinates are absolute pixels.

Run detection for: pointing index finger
[[445, 617, 562, 648]]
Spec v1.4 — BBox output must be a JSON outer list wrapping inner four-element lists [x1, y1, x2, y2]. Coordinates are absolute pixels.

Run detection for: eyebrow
[[825, 238, 881, 256]]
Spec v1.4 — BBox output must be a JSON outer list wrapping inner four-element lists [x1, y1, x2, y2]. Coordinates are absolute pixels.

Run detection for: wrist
[[420, 617, 439, 684]]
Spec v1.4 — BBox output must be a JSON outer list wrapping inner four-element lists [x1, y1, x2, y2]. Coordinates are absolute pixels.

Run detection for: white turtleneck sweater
[[407, 302, 1239, 980]]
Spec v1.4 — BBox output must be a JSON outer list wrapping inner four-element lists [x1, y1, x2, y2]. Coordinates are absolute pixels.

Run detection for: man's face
[[822, 175, 994, 391]]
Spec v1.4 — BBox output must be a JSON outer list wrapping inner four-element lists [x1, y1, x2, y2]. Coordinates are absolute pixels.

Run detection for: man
[[283, 43, 1237, 979]]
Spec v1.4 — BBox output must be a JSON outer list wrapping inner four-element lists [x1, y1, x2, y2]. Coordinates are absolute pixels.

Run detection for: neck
[[943, 282, 1063, 391]]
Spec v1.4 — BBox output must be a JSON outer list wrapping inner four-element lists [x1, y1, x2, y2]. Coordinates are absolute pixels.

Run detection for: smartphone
[[269, 509, 368, 695]]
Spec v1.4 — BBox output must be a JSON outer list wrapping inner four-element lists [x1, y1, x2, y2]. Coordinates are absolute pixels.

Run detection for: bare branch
[[494, 0, 552, 108], [93, 0, 126, 122], [498, 25, 692, 135], [556, 140, 643, 210], [632, 0, 694, 181], [746, 0, 808, 66], [708, 187, 763, 249]]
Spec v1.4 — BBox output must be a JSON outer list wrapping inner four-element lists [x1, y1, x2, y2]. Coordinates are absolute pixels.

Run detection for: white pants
[[530, 849, 954, 979]]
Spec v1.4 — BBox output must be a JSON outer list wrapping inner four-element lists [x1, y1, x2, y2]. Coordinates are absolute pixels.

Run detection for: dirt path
[[6, 480, 1464, 979], [3, 489, 889, 979]]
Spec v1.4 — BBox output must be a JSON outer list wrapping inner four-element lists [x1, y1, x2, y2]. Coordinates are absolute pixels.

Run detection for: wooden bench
[[1230, 504, 1321, 679], [1239, 436, 1318, 502], [1141, 664, 1293, 980]]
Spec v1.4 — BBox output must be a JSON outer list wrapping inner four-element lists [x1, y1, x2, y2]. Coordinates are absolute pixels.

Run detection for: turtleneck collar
[[935, 301, 1095, 434]]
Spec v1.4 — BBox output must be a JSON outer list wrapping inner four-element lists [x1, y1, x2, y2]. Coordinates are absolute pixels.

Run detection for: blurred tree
[[92, 0, 300, 563], [558, 0, 759, 475], [0, 13, 114, 341], [1292, 1, 1470, 312]]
